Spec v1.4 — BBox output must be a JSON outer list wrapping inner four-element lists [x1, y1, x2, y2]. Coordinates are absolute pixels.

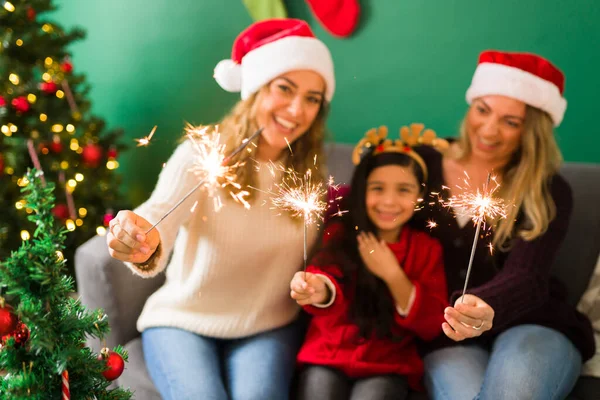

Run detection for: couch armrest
[[74, 235, 166, 351]]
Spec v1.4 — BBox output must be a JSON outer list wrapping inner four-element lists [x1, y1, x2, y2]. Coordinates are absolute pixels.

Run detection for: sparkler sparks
[[443, 172, 509, 302], [445, 172, 507, 227], [145, 126, 263, 234], [186, 125, 250, 211], [257, 162, 329, 276], [284, 137, 293, 155], [270, 167, 328, 226], [135, 125, 157, 147]]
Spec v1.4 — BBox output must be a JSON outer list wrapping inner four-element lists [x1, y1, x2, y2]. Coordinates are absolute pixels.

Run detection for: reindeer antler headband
[[352, 123, 449, 180]]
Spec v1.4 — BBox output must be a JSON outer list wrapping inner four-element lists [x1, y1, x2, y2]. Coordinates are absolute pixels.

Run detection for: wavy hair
[[454, 106, 562, 247]]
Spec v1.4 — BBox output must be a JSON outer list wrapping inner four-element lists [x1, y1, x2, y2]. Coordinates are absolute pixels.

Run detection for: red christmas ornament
[[0, 96, 6, 108], [27, 6, 36, 21], [37, 142, 49, 154], [81, 143, 103, 167], [0, 153, 4, 177], [50, 138, 63, 153], [40, 81, 58, 94], [13, 322, 29, 347], [12, 96, 30, 113], [97, 348, 125, 381], [103, 213, 114, 227], [52, 204, 70, 220], [61, 61, 73, 74], [107, 147, 118, 159], [0, 303, 18, 336]]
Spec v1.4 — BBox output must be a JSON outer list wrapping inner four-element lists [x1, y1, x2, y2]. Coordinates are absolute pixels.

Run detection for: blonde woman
[[412, 51, 595, 399], [105, 19, 335, 400]]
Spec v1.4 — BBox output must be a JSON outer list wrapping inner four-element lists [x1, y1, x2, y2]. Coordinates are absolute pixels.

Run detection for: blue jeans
[[423, 324, 582, 400], [142, 321, 303, 400]]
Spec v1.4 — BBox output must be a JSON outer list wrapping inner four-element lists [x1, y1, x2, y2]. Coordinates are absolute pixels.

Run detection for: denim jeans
[[423, 324, 582, 400], [142, 321, 303, 400]]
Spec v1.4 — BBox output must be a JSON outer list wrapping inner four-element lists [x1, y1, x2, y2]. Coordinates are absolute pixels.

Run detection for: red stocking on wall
[[305, 0, 361, 38]]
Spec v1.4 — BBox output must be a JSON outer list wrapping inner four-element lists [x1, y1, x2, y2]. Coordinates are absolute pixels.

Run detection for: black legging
[[296, 365, 409, 400]]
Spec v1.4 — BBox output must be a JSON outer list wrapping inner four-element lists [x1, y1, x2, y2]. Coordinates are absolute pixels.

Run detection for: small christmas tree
[[0, 0, 127, 273], [0, 169, 132, 400]]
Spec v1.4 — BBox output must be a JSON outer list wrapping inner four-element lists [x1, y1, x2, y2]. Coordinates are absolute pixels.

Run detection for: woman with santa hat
[[412, 51, 594, 399], [105, 18, 335, 399]]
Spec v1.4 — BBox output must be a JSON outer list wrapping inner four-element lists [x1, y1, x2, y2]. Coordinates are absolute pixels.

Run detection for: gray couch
[[75, 144, 600, 399]]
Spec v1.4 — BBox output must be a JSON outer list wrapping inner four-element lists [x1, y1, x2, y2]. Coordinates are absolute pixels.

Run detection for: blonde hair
[[185, 86, 329, 206], [454, 106, 563, 247]]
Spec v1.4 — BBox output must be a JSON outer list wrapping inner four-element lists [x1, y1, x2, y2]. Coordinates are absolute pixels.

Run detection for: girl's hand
[[442, 294, 495, 341], [290, 272, 329, 306], [106, 210, 160, 264], [357, 232, 401, 281]]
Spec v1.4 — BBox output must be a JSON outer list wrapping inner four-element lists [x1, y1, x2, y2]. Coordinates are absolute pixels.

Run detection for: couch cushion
[[552, 164, 600, 306], [325, 142, 354, 185], [579, 255, 600, 378], [567, 376, 600, 400]]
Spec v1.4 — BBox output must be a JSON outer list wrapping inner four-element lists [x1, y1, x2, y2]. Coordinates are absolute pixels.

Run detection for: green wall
[[52, 0, 600, 206]]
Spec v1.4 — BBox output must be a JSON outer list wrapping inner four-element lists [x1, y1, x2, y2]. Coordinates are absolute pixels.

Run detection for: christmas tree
[[0, 169, 132, 400], [0, 0, 127, 273]]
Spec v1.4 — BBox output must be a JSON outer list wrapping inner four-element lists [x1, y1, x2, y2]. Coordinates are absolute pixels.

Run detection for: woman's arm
[[123, 140, 204, 277], [389, 240, 449, 340], [452, 175, 573, 333]]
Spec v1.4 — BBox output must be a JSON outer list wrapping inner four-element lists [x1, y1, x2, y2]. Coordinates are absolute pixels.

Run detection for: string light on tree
[[2, 5, 126, 267], [3, 1, 15, 12]]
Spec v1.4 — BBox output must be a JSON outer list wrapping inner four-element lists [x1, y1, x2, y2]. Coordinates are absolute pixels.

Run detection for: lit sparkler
[[444, 172, 508, 302], [135, 125, 157, 147], [186, 125, 250, 211], [145, 126, 264, 234], [269, 165, 328, 276]]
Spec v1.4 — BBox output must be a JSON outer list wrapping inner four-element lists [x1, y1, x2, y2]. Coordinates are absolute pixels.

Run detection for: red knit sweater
[[297, 224, 448, 390]]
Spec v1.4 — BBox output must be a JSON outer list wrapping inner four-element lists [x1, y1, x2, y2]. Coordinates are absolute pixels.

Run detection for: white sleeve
[[125, 140, 204, 277], [311, 274, 337, 308], [395, 285, 416, 317]]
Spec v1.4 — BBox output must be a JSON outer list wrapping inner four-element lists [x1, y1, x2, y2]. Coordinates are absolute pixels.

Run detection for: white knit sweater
[[125, 140, 318, 338]]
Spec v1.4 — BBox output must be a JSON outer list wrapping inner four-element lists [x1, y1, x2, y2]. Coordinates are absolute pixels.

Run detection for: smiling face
[[365, 164, 421, 242], [254, 70, 325, 161], [466, 95, 526, 167]]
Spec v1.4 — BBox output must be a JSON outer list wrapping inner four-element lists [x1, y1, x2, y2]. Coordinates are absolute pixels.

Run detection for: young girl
[[290, 125, 449, 399]]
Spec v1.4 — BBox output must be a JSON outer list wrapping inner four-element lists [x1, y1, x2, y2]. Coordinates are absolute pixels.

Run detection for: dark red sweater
[[410, 145, 595, 361], [297, 223, 448, 390]]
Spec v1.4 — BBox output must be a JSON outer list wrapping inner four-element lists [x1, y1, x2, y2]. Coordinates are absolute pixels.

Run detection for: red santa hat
[[214, 19, 335, 102], [466, 50, 567, 126]]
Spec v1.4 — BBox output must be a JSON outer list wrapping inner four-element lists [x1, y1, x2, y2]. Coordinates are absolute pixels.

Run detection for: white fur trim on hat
[[465, 63, 567, 126], [214, 59, 242, 92], [239, 36, 335, 101]]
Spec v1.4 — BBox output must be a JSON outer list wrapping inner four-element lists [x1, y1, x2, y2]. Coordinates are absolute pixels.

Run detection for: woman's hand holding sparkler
[[442, 294, 495, 341], [357, 232, 402, 282], [290, 272, 330, 306], [107, 210, 161, 264]]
